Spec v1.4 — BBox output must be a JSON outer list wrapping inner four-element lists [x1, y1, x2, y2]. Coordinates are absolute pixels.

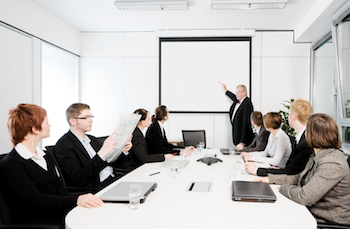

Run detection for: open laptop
[[99, 182, 157, 203], [232, 180, 276, 203]]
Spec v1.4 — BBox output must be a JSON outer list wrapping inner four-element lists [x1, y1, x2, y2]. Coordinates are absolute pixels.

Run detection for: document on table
[[105, 112, 141, 163]]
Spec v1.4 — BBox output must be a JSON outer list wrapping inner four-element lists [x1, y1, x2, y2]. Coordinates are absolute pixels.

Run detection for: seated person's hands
[[236, 142, 245, 150], [244, 162, 257, 175], [185, 146, 195, 155], [123, 135, 133, 152], [77, 193, 103, 209], [253, 177, 269, 183], [268, 166, 278, 169], [99, 131, 118, 158], [164, 154, 174, 161], [240, 152, 252, 161], [235, 144, 243, 151]]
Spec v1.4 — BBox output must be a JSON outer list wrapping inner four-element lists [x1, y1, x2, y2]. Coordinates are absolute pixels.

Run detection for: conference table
[[65, 149, 317, 229]]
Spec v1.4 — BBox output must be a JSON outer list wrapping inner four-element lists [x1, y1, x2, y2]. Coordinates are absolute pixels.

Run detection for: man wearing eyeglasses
[[55, 103, 132, 190]]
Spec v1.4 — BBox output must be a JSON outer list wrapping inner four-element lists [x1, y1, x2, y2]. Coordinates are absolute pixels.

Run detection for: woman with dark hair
[[0, 104, 104, 226], [256, 113, 350, 225], [119, 109, 174, 171], [146, 105, 194, 155], [241, 112, 292, 168]]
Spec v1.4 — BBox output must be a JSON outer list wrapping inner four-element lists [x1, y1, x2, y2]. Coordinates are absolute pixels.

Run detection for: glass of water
[[128, 184, 142, 210], [170, 162, 179, 179]]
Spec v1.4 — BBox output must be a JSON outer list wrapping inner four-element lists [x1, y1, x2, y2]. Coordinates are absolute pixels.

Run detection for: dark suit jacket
[[226, 90, 254, 145], [55, 130, 127, 189], [0, 149, 76, 225], [241, 125, 270, 152], [257, 132, 314, 176], [145, 121, 180, 155], [119, 127, 165, 171]]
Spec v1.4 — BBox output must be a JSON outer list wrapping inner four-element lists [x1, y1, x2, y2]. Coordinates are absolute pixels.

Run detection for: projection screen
[[160, 37, 251, 113]]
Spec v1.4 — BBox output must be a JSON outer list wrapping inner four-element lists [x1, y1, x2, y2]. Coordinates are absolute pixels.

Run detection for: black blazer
[[119, 127, 165, 171], [0, 149, 76, 225], [55, 130, 127, 188], [145, 121, 180, 155], [257, 132, 314, 176], [241, 125, 270, 152], [226, 90, 254, 145]]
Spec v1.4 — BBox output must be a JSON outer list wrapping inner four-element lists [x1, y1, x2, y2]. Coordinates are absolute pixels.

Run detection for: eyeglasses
[[73, 115, 94, 120]]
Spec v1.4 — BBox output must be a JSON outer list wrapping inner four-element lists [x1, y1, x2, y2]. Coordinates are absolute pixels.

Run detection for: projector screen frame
[[159, 37, 252, 114]]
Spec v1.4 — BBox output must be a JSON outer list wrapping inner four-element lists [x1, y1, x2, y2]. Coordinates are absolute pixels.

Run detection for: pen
[[149, 172, 160, 176]]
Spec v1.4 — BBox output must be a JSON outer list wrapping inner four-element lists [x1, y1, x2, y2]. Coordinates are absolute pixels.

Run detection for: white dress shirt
[[295, 127, 306, 144], [232, 96, 247, 122], [249, 128, 292, 168], [158, 120, 165, 136], [15, 143, 47, 171]]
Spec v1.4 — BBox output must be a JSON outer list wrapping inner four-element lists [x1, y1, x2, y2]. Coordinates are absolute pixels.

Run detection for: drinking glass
[[199, 142, 205, 151], [170, 162, 179, 179], [128, 184, 142, 210]]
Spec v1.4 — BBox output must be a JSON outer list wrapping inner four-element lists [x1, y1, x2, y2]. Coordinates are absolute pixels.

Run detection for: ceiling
[[29, 0, 321, 31]]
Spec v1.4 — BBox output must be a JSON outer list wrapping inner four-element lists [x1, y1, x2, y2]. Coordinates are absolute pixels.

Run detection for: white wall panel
[[80, 57, 125, 136], [80, 33, 124, 57], [262, 32, 311, 57], [261, 57, 310, 114], [252, 32, 262, 57], [124, 57, 159, 113], [214, 115, 234, 149], [124, 32, 158, 57], [0, 26, 33, 153], [251, 57, 262, 112]]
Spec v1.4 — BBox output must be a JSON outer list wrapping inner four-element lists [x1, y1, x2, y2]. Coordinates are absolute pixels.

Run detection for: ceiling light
[[211, 0, 288, 10], [114, 1, 188, 11]]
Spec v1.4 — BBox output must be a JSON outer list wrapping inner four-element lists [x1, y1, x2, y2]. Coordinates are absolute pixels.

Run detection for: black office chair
[[45, 146, 98, 195], [0, 153, 63, 229], [182, 130, 206, 148]]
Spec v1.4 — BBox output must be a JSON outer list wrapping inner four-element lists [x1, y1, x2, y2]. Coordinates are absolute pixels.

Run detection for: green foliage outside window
[[278, 99, 296, 137]]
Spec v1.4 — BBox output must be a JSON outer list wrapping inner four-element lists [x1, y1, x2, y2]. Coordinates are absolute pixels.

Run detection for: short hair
[[134, 109, 149, 123], [7, 104, 47, 146], [66, 103, 90, 125], [237, 85, 247, 92], [251, 111, 263, 126], [151, 105, 167, 123], [263, 112, 282, 129], [290, 99, 312, 125], [306, 113, 341, 149]]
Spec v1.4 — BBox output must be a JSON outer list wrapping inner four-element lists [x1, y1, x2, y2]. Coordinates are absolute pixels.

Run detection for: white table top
[[65, 149, 317, 229]]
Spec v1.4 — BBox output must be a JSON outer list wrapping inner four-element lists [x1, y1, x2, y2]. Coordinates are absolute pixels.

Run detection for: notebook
[[232, 180, 276, 203], [160, 160, 189, 168], [99, 182, 157, 203]]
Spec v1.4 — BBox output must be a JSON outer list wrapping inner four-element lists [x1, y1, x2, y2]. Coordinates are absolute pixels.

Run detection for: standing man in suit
[[245, 99, 313, 176], [236, 111, 270, 152], [221, 83, 254, 148], [55, 103, 132, 190]]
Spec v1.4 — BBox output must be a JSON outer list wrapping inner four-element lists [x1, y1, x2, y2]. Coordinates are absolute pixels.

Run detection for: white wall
[[0, 0, 80, 55], [80, 31, 311, 148]]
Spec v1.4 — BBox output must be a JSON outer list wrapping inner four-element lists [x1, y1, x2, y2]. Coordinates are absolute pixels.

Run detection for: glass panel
[[343, 127, 350, 144], [41, 43, 79, 147], [313, 37, 335, 119], [337, 14, 350, 118]]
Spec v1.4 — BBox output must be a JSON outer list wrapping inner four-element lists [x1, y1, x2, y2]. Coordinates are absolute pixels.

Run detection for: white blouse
[[249, 128, 292, 168]]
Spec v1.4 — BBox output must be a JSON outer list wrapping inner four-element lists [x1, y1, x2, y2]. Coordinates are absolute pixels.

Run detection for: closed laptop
[[232, 180, 276, 203], [99, 182, 157, 203]]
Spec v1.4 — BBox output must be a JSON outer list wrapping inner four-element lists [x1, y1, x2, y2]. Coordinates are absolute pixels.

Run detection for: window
[[333, 8, 350, 154], [41, 43, 79, 147], [311, 34, 336, 119]]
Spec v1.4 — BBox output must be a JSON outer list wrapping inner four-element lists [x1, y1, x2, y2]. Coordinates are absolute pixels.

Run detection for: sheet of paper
[[105, 112, 141, 163]]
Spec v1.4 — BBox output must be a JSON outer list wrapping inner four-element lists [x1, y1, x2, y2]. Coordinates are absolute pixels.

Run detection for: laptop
[[232, 180, 276, 203], [99, 182, 157, 203]]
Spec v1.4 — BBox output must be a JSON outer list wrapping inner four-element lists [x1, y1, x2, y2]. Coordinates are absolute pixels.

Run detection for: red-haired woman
[[0, 104, 105, 226]]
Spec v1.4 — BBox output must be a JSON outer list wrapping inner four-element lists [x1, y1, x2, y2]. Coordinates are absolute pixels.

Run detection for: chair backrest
[[182, 130, 206, 148], [0, 153, 13, 224], [44, 146, 66, 186]]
